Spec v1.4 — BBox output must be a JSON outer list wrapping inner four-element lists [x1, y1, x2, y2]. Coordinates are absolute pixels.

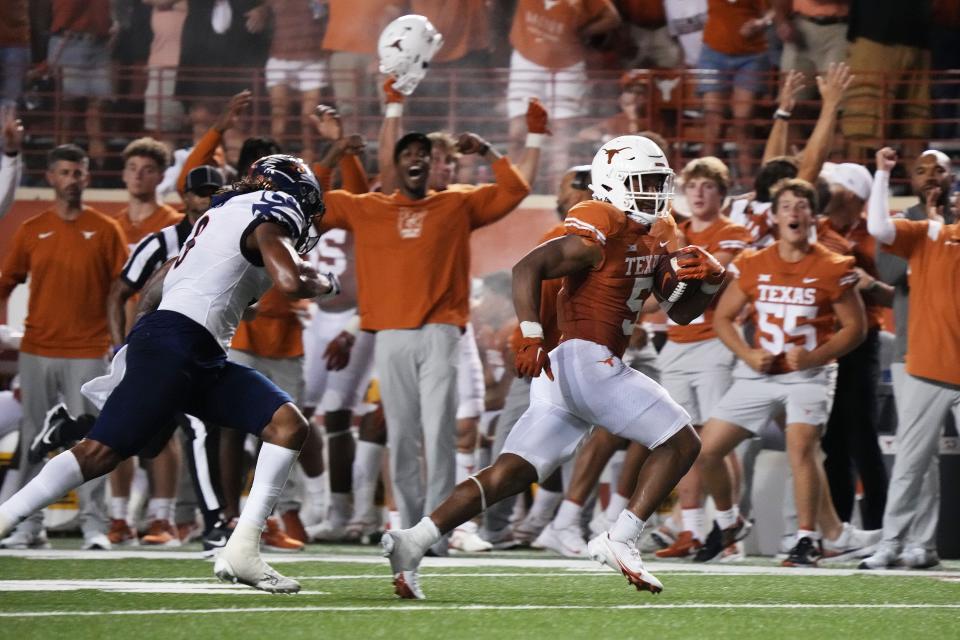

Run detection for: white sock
[[552, 499, 583, 530], [528, 488, 563, 521], [388, 510, 402, 531], [303, 471, 327, 509], [603, 492, 629, 523], [110, 496, 129, 521], [351, 441, 382, 522], [682, 507, 707, 541], [147, 497, 173, 523], [797, 528, 821, 541], [0, 451, 84, 529], [414, 516, 441, 540], [609, 509, 645, 544], [236, 442, 299, 532], [455, 451, 476, 484], [716, 505, 740, 531], [328, 492, 350, 522]]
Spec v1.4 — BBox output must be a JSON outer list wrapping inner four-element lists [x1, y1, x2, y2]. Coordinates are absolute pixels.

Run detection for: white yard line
[[3, 603, 960, 618], [2, 549, 958, 579]]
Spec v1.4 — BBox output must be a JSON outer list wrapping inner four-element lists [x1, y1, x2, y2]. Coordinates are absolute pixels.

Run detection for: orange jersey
[[731, 242, 858, 375], [558, 201, 667, 358], [115, 204, 183, 247], [412, 0, 490, 63], [230, 287, 306, 359], [320, 157, 530, 331], [0, 208, 129, 358], [511, 222, 566, 352], [729, 199, 775, 248], [510, 0, 615, 69], [666, 216, 751, 343], [883, 219, 960, 386], [323, 0, 405, 54], [819, 215, 884, 330], [703, 0, 768, 55]]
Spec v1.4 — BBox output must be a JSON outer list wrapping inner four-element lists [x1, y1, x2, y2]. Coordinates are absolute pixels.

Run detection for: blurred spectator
[[930, 0, 960, 140], [263, 0, 329, 164], [698, 0, 771, 190], [617, 0, 683, 69], [0, 117, 24, 219], [507, 0, 621, 180], [840, 0, 933, 161], [47, 0, 116, 166], [322, 0, 403, 123], [772, 1, 849, 99], [143, 0, 188, 139], [116, 137, 181, 247], [177, 0, 270, 113], [0, 144, 128, 550], [413, 0, 492, 67], [0, 0, 30, 110], [663, 0, 707, 67]]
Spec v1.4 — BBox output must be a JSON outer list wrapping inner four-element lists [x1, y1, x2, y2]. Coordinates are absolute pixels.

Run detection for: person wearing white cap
[[863, 148, 956, 570], [816, 160, 892, 532]]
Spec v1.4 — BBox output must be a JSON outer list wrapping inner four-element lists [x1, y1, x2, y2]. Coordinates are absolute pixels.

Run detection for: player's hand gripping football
[[674, 246, 725, 285], [650, 205, 681, 253], [324, 331, 356, 371], [514, 336, 554, 381]]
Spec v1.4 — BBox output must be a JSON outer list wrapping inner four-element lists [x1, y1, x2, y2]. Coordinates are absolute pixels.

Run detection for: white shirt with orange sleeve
[[320, 157, 530, 331], [510, 0, 616, 70], [880, 218, 960, 386], [730, 242, 859, 378], [0, 208, 129, 358], [666, 216, 751, 343]]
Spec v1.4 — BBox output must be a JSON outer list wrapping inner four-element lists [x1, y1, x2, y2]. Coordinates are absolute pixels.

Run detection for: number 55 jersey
[[729, 242, 858, 379]]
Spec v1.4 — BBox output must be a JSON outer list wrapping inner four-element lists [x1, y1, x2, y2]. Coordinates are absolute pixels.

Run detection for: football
[[653, 251, 699, 305]]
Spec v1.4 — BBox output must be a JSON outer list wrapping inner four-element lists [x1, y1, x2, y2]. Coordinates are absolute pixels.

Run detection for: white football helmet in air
[[589, 135, 675, 225], [378, 14, 444, 96]]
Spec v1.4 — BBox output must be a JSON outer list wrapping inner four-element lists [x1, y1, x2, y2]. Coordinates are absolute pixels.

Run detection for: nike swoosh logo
[[659, 240, 670, 248], [205, 536, 228, 547], [38, 232, 54, 239], [802, 277, 818, 283]]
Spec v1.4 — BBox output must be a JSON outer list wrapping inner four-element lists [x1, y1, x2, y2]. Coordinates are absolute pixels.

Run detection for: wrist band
[[774, 108, 792, 120], [343, 315, 361, 336], [385, 103, 403, 118], [519, 321, 544, 339], [525, 133, 545, 149]]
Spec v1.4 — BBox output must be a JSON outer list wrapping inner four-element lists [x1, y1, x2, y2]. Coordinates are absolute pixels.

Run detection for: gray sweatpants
[[375, 324, 460, 529], [885, 365, 959, 551], [482, 375, 532, 534], [15, 352, 108, 536]]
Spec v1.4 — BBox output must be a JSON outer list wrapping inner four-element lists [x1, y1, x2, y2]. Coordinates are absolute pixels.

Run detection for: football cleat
[[381, 521, 434, 599], [588, 532, 663, 594], [693, 518, 752, 563], [899, 547, 940, 569], [531, 522, 588, 558], [306, 518, 350, 543], [344, 519, 382, 544], [201, 520, 234, 558], [511, 510, 554, 545], [214, 545, 301, 594], [281, 509, 308, 544], [140, 519, 181, 547], [0, 529, 51, 549], [107, 518, 138, 546], [82, 533, 113, 551], [655, 530, 702, 559], [858, 544, 900, 570], [480, 526, 522, 550], [261, 517, 304, 552], [392, 570, 425, 600], [821, 523, 881, 561], [28, 403, 73, 463], [782, 536, 821, 567], [177, 520, 202, 544], [449, 523, 493, 553]]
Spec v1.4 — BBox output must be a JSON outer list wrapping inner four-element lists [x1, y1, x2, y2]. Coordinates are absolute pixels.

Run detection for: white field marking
[[3, 604, 960, 619], [0, 580, 328, 596]]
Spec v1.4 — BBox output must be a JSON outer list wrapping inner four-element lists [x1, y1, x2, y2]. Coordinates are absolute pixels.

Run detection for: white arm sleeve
[[0, 153, 22, 219], [867, 169, 896, 246]]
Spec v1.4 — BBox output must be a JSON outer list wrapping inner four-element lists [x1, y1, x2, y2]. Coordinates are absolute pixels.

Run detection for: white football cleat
[[899, 547, 940, 569], [214, 544, 301, 593], [450, 524, 493, 553], [858, 544, 900, 570], [588, 531, 663, 594], [822, 523, 882, 561], [382, 528, 431, 599], [0, 529, 51, 549], [532, 522, 588, 558], [306, 518, 349, 542], [81, 532, 112, 551]]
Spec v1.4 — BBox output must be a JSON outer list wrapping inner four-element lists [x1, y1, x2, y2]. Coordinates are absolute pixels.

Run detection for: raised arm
[[797, 63, 853, 182], [867, 147, 898, 245], [377, 78, 406, 195], [461, 133, 531, 227], [176, 90, 251, 194], [762, 70, 804, 164], [514, 99, 549, 188]]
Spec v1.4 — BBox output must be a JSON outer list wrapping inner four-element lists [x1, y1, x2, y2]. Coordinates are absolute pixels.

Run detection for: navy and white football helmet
[[249, 154, 324, 252]]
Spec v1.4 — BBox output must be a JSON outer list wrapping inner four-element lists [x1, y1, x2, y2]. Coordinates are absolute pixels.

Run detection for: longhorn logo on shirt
[[397, 208, 428, 239], [597, 356, 615, 367]]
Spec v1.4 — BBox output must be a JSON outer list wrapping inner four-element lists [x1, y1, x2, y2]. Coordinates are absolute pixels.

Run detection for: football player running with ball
[[383, 135, 726, 599], [0, 155, 339, 593]]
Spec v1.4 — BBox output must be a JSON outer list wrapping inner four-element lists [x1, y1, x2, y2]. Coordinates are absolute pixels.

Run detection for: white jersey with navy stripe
[[159, 189, 308, 351]]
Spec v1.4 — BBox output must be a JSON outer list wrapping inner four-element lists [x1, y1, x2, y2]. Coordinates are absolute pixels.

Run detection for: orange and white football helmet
[[377, 14, 444, 96], [589, 135, 675, 225]]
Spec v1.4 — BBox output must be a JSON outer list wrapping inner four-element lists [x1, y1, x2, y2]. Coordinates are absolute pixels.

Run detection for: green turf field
[[2, 543, 958, 639]]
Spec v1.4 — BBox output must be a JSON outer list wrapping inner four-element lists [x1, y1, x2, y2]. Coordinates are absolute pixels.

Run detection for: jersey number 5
[[173, 216, 210, 268], [623, 276, 653, 335], [755, 302, 817, 354]]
